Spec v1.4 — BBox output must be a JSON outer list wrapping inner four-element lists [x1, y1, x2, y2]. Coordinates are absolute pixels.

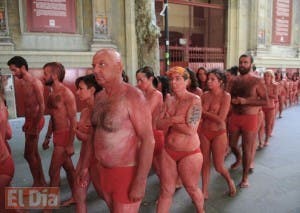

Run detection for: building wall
[[0, 0, 139, 118], [226, 0, 300, 73]]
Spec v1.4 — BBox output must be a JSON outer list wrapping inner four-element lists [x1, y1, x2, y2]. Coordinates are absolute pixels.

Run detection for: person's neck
[[86, 97, 94, 109], [174, 89, 187, 100], [104, 78, 123, 96], [144, 86, 155, 97], [211, 87, 222, 95], [51, 81, 63, 92], [22, 71, 32, 82]]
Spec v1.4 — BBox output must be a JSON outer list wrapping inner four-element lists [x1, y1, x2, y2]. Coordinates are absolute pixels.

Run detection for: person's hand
[[171, 115, 185, 124], [66, 144, 74, 156], [231, 97, 247, 105], [76, 168, 89, 188], [128, 178, 146, 202]]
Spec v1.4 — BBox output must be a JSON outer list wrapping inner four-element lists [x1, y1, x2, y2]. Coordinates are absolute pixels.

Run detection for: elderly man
[[78, 48, 155, 212]]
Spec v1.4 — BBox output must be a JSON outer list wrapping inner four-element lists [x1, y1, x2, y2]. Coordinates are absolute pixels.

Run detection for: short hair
[[264, 69, 275, 79], [227, 66, 238, 76], [167, 66, 189, 80], [43, 62, 65, 82], [7, 56, 29, 71], [75, 74, 102, 94], [239, 54, 253, 64]]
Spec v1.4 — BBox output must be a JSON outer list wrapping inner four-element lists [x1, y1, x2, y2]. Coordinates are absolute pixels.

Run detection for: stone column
[[256, 0, 267, 50], [90, 0, 116, 51], [0, 0, 13, 51], [135, 0, 160, 74]]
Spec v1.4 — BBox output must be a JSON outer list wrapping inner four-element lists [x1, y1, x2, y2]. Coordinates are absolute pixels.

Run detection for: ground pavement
[[7, 105, 300, 213]]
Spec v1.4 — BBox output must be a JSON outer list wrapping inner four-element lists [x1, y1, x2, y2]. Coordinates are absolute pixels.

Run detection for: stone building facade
[[1, 0, 300, 117]]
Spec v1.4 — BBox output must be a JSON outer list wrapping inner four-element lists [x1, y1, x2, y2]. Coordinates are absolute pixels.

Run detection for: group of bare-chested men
[[0, 50, 298, 213]]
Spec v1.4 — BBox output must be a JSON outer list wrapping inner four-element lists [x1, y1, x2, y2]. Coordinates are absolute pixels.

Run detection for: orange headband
[[167, 66, 189, 79]]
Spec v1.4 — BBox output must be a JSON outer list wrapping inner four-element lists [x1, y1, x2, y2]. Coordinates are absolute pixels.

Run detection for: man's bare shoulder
[[125, 83, 144, 100], [62, 85, 76, 100]]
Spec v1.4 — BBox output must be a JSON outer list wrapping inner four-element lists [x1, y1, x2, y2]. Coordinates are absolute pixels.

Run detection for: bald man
[[77, 49, 155, 212]]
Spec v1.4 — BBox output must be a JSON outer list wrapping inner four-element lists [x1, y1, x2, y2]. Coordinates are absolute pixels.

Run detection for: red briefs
[[153, 130, 164, 156], [165, 147, 201, 162], [53, 129, 70, 147], [201, 129, 226, 141], [99, 166, 137, 203], [0, 156, 14, 177], [262, 107, 275, 112], [228, 113, 258, 132], [23, 116, 45, 135]]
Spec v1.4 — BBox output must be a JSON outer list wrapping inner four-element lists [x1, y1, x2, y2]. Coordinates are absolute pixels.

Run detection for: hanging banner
[[26, 0, 76, 33], [272, 0, 292, 45]]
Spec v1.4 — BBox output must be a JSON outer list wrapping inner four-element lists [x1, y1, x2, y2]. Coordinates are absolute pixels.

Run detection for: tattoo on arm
[[187, 105, 201, 126]]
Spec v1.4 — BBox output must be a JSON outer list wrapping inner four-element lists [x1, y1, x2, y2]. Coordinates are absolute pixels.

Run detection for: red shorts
[[153, 130, 164, 156], [201, 129, 226, 141], [0, 156, 14, 177], [165, 147, 201, 162], [99, 166, 137, 204], [228, 113, 258, 132], [262, 107, 275, 112], [23, 117, 45, 135], [53, 130, 70, 147]]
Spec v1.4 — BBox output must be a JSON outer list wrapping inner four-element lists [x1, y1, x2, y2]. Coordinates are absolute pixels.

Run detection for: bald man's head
[[92, 48, 124, 86]]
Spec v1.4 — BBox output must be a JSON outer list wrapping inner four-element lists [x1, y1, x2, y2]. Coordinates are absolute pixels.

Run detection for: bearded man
[[228, 54, 268, 188], [8, 56, 47, 187]]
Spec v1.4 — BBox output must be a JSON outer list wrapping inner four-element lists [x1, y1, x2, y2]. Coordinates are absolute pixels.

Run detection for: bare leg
[[157, 149, 178, 213], [49, 146, 66, 187], [211, 133, 236, 197], [74, 181, 89, 213], [178, 153, 204, 213], [61, 155, 76, 206], [24, 134, 46, 187], [263, 109, 275, 146], [240, 131, 257, 188], [200, 134, 211, 199], [229, 131, 241, 169], [257, 111, 265, 149]]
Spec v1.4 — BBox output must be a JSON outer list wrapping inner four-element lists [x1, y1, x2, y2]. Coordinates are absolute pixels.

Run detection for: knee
[[160, 184, 175, 198], [184, 184, 199, 195], [214, 164, 225, 174]]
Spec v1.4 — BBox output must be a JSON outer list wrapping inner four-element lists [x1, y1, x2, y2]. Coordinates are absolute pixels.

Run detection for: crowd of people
[[0, 49, 299, 213]]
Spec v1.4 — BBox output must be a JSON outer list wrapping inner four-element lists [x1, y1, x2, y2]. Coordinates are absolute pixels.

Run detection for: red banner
[[27, 0, 76, 33], [272, 0, 292, 45]]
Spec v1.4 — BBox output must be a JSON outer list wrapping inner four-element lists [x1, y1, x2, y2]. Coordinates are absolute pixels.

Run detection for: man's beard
[[45, 78, 54, 86], [239, 67, 251, 75]]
